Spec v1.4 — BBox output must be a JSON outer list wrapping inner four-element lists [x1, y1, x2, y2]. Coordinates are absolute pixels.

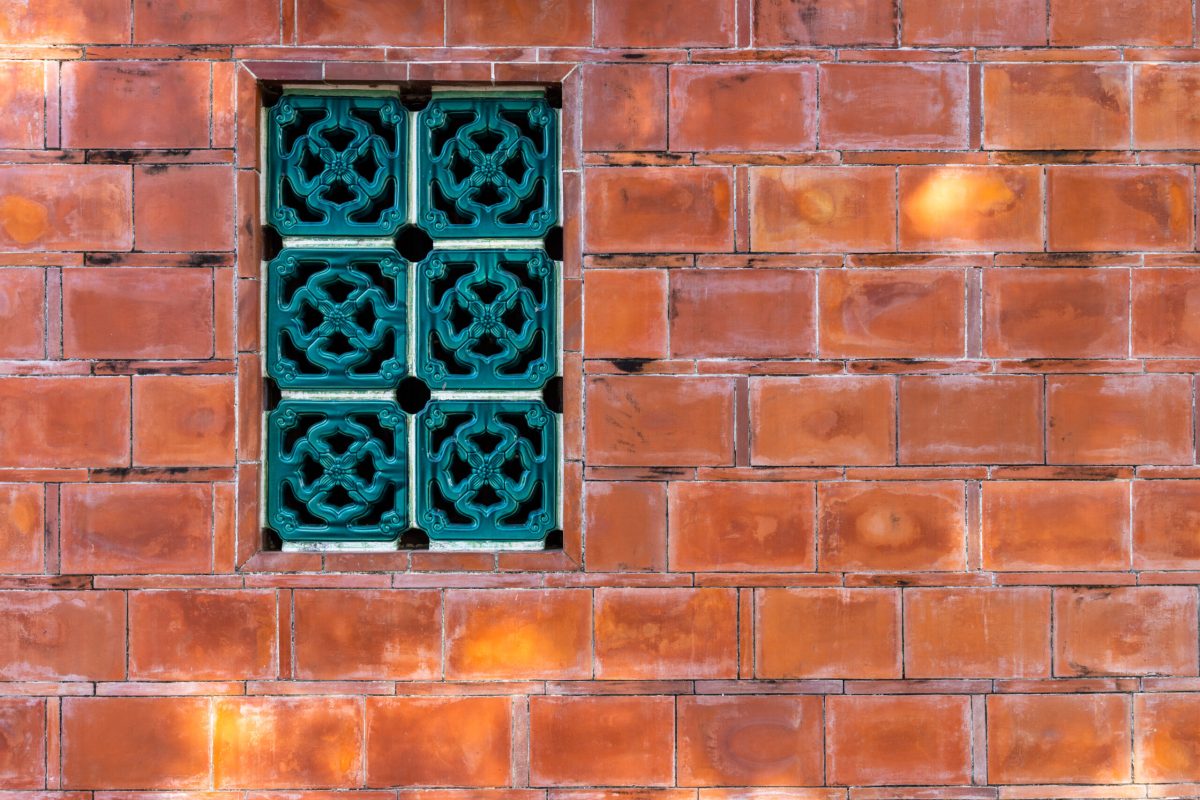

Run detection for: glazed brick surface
[[3, 1, 1200, 795]]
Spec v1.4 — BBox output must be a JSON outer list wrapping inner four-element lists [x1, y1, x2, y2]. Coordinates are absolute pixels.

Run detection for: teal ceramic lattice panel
[[415, 400, 558, 543], [415, 249, 557, 390], [417, 95, 559, 239], [266, 248, 407, 390], [267, 400, 408, 542], [267, 94, 407, 237]]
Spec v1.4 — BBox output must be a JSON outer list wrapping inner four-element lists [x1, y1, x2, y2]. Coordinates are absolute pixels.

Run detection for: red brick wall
[[2, 0, 1200, 794]]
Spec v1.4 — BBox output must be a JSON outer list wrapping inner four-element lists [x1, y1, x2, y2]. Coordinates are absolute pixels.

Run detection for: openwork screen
[[263, 89, 561, 550]]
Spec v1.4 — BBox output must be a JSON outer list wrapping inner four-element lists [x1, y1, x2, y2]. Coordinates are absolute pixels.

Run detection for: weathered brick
[[586, 167, 733, 253], [1047, 166, 1194, 252], [134, 165, 235, 252], [133, 375, 235, 467], [755, 0, 896, 45], [751, 376, 896, 467], [530, 696, 675, 787], [595, 587, 738, 679], [583, 269, 668, 359], [0, 698, 43, 789], [582, 64, 668, 152], [1135, 693, 1200, 782], [1134, 65, 1200, 149], [1134, 480, 1200, 570], [596, 0, 734, 46], [585, 481, 667, 572], [988, 694, 1132, 783], [134, 0, 280, 43], [0, 0, 129, 43], [0, 377, 130, 468], [1132, 268, 1200, 356], [1049, 0, 1192, 45], [818, 268, 964, 358], [0, 62, 44, 149], [899, 166, 1043, 252], [0, 165, 131, 252], [827, 695, 971, 786], [756, 588, 901, 678], [750, 166, 896, 253], [902, 0, 1046, 45], [1055, 587, 1199, 677], [899, 376, 1044, 465], [983, 64, 1131, 150], [820, 64, 969, 150], [669, 65, 816, 152], [62, 61, 210, 149], [445, 0, 591, 45], [296, 0, 443, 44], [0, 591, 125, 681], [904, 588, 1051, 678], [670, 269, 815, 358], [0, 484, 42, 574], [0, 267, 45, 359]]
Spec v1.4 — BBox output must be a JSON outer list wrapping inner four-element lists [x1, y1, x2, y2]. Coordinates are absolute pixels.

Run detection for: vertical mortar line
[[1049, 586, 1057, 678], [1042, 374, 1049, 466], [893, 374, 901, 466], [1041, 166, 1048, 253], [209, 62, 215, 148], [898, 585, 905, 679], [1127, 63, 1134, 151]]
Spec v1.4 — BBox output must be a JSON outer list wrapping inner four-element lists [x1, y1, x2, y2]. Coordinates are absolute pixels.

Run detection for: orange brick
[[899, 166, 1043, 251], [1047, 166, 1194, 252], [0, 62, 44, 149], [0, 0, 129, 43], [751, 376, 896, 467], [445, 0, 591, 45], [63, 267, 214, 359], [296, 0, 443, 44], [902, 0, 1046, 45], [60, 483, 213, 575], [988, 694, 1131, 783], [1049, 0, 1191, 45], [756, 588, 901, 679], [982, 481, 1130, 571], [445, 589, 592, 679], [215, 697, 363, 789], [134, 0, 279, 42], [899, 375, 1044, 465], [1134, 65, 1200, 149], [1134, 480, 1200, 570], [1048, 374, 1194, 465], [530, 696, 675, 787], [1055, 587, 1199, 677], [586, 376, 734, 466], [63, 697, 210, 789], [596, 0, 734, 46], [750, 166, 896, 253], [366, 696, 512, 788], [585, 481, 667, 572], [0, 268, 45, 358], [820, 64, 969, 150], [755, 0, 895, 45], [827, 695, 971, 786], [670, 269, 816, 358], [0, 165, 131, 252], [818, 268, 964, 358], [582, 64, 668, 152], [62, 61, 210, 149], [1135, 693, 1200, 782], [1133, 268, 1200, 356], [0, 698, 43, 789], [818, 481, 966, 572], [133, 375, 235, 467], [134, 165, 235, 252], [0, 591, 125, 681], [983, 268, 1129, 359], [669, 65, 816, 152], [983, 64, 1131, 150], [0, 484, 42, 574], [595, 587, 738, 679], [586, 167, 733, 253], [129, 590, 276, 681], [677, 695, 823, 787], [293, 589, 441, 680], [0, 377, 129, 468], [583, 269, 667, 359], [904, 588, 1051, 678], [669, 481, 816, 572]]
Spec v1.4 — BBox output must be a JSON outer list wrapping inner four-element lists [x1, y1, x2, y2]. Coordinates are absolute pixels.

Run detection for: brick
[[0, 62, 44, 149], [586, 167, 733, 253], [0, 377, 130, 468], [63, 697, 210, 789], [670, 269, 815, 358], [749, 166, 896, 253], [1047, 166, 1194, 252], [0, 484, 42, 574], [987, 694, 1132, 783], [669, 65, 816, 152], [818, 268, 964, 358], [296, 0, 443, 44], [583, 269, 667, 359], [755, 0, 895, 45], [677, 695, 823, 787], [0, 165, 131, 252], [582, 64, 668, 152], [1133, 268, 1200, 356], [899, 166, 1043, 252], [584, 481, 667, 572], [0, 0, 129, 43], [0, 591, 125, 681], [1134, 65, 1200, 149], [133, 375, 235, 467], [445, 0, 591, 45], [293, 589, 441, 680], [1048, 374, 1194, 465], [1049, 0, 1191, 45], [899, 376, 1044, 465], [60, 483, 213, 575], [596, 0, 734, 46], [62, 61, 210, 149], [445, 589, 592, 679], [1135, 693, 1200, 782], [669, 481, 816, 572], [1134, 481, 1200, 570], [756, 588, 901, 679], [0, 698, 43, 789], [820, 64, 969, 150], [983, 268, 1129, 359], [902, 0, 1046, 45], [586, 376, 734, 466], [530, 696, 674, 787], [215, 697, 363, 789], [595, 587, 738, 679], [983, 64, 1131, 150], [366, 696, 511, 787], [982, 481, 1130, 571], [818, 482, 966, 572], [129, 590, 276, 680], [134, 165, 235, 252], [63, 268, 214, 359], [904, 588, 1051, 678], [0, 268, 44, 358], [134, 0, 279, 42], [751, 376, 896, 467], [1054, 587, 1199, 677], [827, 695, 971, 786]]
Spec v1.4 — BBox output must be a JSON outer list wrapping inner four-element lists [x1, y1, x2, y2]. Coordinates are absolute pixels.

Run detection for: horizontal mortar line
[[278, 236, 552, 250], [278, 389, 551, 401]]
